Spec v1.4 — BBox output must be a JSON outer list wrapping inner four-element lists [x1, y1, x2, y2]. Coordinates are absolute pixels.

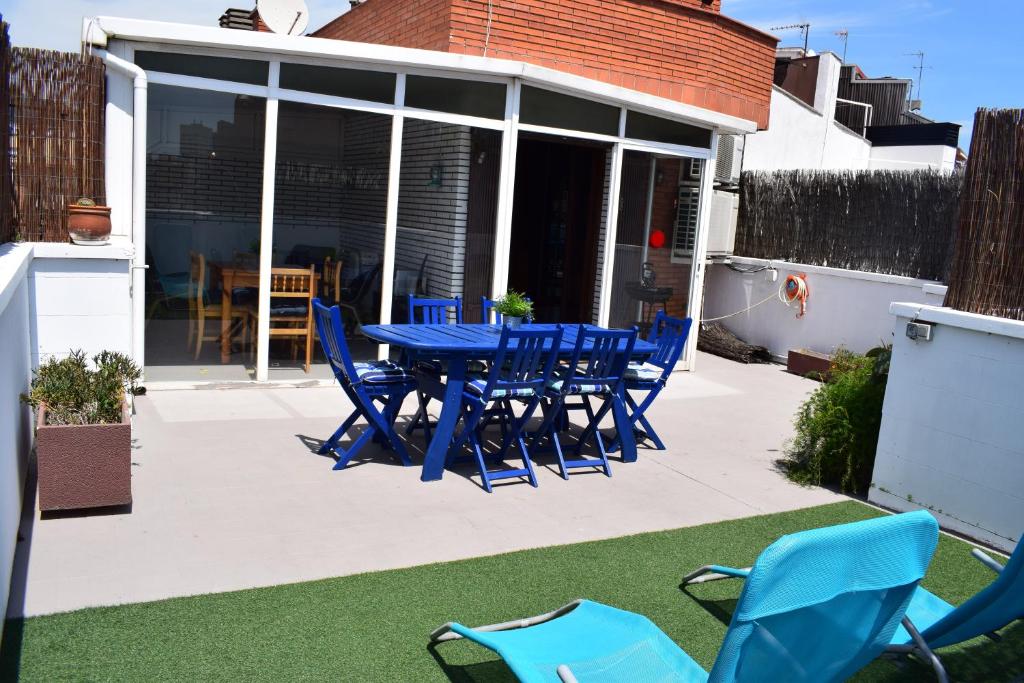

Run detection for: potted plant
[[22, 350, 141, 512], [494, 291, 533, 328], [67, 197, 112, 245]]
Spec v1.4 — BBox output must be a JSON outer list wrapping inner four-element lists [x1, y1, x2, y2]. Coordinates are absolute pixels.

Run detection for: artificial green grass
[[2, 500, 1020, 682]]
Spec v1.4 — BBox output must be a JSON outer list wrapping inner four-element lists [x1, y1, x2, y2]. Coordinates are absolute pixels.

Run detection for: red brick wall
[[315, 0, 775, 128], [313, 0, 454, 52], [646, 157, 692, 318]]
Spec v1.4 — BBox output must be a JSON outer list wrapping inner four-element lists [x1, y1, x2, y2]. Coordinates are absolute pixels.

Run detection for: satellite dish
[[256, 0, 310, 35]]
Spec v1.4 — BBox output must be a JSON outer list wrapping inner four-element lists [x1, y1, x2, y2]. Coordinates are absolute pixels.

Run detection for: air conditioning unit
[[706, 190, 738, 256], [714, 134, 742, 185]]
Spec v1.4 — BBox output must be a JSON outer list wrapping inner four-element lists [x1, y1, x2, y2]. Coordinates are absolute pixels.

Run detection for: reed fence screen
[[6, 47, 105, 242], [0, 18, 13, 243], [944, 109, 1024, 320], [735, 169, 962, 281]]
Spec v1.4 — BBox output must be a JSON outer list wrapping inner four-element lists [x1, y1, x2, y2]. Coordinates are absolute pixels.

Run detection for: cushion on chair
[[624, 361, 665, 383], [270, 304, 309, 317], [464, 373, 536, 400], [545, 367, 609, 396], [415, 359, 488, 377], [353, 360, 416, 384]]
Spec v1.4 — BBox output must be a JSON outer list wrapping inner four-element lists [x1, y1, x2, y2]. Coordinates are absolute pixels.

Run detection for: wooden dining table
[[208, 263, 259, 364], [360, 323, 658, 482]]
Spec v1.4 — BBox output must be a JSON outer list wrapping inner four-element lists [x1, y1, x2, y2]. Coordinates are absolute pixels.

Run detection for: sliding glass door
[[143, 84, 266, 382]]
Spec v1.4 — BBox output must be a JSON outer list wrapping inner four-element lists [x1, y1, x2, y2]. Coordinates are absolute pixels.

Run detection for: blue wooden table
[[360, 323, 657, 482]]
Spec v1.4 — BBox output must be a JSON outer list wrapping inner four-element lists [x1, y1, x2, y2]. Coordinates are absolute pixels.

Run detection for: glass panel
[[270, 101, 392, 376], [278, 63, 396, 104], [390, 119, 502, 327], [608, 153, 698, 334], [508, 133, 612, 323], [519, 86, 620, 136], [404, 75, 506, 119], [135, 51, 269, 85], [625, 111, 712, 148], [143, 85, 266, 381]]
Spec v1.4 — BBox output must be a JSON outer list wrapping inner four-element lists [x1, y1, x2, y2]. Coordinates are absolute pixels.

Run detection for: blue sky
[[4, 0, 1021, 147], [725, 0, 1024, 147]]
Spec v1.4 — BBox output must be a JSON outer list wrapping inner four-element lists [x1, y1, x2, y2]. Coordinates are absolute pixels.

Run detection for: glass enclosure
[[143, 84, 266, 381], [270, 102, 392, 377], [607, 153, 703, 334], [390, 119, 502, 326], [135, 50, 717, 380]]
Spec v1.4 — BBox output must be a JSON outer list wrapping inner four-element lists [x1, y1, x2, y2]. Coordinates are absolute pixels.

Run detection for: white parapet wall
[[0, 244, 34, 635], [28, 243, 133, 366], [871, 303, 1024, 552], [0, 241, 133, 632], [702, 256, 947, 360]]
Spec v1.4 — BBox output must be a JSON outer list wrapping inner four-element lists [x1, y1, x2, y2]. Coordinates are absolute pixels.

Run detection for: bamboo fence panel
[[0, 18, 12, 243], [944, 109, 1024, 320], [736, 169, 962, 281], [8, 47, 105, 242]]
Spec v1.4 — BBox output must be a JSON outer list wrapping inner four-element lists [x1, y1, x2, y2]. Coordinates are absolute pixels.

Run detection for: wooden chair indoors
[[188, 251, 252, 361], [321, 255, 344, 303], [249, 265, 318, 372]]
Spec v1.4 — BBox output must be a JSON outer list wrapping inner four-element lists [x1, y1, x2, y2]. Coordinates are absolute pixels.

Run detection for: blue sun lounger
[[431, 511, 939, 682]]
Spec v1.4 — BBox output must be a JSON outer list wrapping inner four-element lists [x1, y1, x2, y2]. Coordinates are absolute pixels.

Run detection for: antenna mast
[[771, 23, 811, 55], [905, 50, 931, 101], [834, 29, 848, 63]]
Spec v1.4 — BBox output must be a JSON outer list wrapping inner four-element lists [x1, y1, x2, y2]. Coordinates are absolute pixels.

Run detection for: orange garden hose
[[782, 274, 810, 317]]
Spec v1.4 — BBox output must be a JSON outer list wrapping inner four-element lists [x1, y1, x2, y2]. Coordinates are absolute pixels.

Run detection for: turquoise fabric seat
[[432, 511, 940, 682], [893, 537, 1023, 650]]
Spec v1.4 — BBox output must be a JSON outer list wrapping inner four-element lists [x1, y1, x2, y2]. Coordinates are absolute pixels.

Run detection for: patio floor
[[7, 352, 843, 618]]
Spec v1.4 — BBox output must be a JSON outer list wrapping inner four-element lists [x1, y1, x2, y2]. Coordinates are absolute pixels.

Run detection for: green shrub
[[493, 290, 533, 319], [780, 346, 891, 494], [22, 350, 141, 426]]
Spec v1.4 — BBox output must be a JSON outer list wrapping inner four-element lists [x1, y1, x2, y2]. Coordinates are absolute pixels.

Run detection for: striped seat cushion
[[353, 360, 415, 384], [624, 361, 664, 382], [415, 359, 488, 377], [545, 368, 609, 395], [464, 373, 536, 400]]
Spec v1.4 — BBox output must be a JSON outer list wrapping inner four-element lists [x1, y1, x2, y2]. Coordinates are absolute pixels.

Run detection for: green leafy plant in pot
[[493, 291, 533, 328], [22, 350, 141, 511], [67, 197, 112, 245]]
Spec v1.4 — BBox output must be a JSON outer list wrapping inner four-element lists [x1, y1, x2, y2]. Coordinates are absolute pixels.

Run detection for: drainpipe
[[94, 49, 148, 372]]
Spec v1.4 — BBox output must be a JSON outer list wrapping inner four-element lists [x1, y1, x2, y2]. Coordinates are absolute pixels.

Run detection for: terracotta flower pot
[[67, 204, 112, 245], [36, 402, 132, 511]]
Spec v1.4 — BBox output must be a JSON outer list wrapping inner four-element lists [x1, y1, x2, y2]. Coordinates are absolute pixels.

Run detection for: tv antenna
[[834, 29, 849, 63], [905, 50, 932, 101], [771, 23, 810, 55], [256, 0, 309, 35]]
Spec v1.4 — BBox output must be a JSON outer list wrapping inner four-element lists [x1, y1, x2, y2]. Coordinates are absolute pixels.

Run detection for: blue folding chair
[[608, 311, 692, 452], [482, 296, 534, 324], [446, 325, 563, 492], [532, 326, 637, 479], [404, 295, 464, 440], [408, 294, 463, 324], [312, 298, 417, 470], [887, 536, 1023, 677], [431, 510, 940, 683]]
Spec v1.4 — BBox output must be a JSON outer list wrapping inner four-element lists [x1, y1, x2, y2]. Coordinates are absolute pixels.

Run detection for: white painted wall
[[703, 256, 947, 360], [743, 53, 872, 172], [28, 243, 133, 366], [0, 244, 34, 635], [870, 144, 958, 173], [871, 304, 1024, 552]]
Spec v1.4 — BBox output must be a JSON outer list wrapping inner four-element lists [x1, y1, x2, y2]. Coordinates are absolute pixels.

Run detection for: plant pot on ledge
[[36, 401, 132, 512], [67, 198, 112, 245]]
